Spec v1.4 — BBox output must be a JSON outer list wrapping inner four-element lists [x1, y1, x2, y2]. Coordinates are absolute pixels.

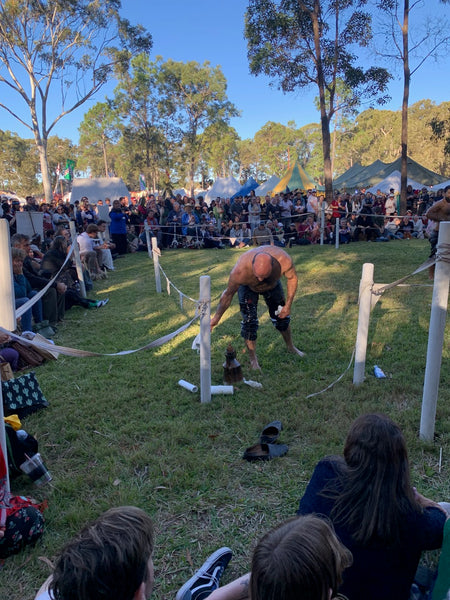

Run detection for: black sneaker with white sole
[[176, 547, 232, 600]]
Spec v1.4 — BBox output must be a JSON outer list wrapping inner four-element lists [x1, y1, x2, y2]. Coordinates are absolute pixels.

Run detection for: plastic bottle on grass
[[374, 365, 386, 378]]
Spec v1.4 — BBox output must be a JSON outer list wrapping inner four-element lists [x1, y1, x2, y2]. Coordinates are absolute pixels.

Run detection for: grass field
[[2, 239, 449, 600]]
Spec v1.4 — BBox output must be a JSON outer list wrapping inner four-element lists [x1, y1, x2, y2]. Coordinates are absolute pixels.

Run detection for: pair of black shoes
[[242, 421, 288, 461]]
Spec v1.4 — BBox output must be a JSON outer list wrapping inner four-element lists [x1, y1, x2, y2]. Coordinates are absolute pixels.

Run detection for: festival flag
[[139, 173, 146, 191], [63, 159, 75, 181]]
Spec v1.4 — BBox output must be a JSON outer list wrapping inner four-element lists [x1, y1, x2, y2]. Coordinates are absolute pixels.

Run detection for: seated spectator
[[95, 220, 115, 271], [354, 209, 376, 241], [205, 515, 352, 600], [412, 215, 425, 239], [35, 506, 231, 600], [52, 205, 70, 230], [40, 236, 109, 310], [12, 248, 50, 336], [0, 331, 20, 372], [296, 216, 319, 244], [253, 222, 274, 246], [200, 223, 224, 249], [77, 224, 105, 280], [338, 218, 351, 244], [297, 413, 447, 600], [384, 216, 403, 240], [11, 233, 66, 328], [397, 214, 414, 239]]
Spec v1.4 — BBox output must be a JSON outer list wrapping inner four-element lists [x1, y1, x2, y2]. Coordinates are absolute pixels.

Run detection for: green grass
[[2, 240, 449, 600]]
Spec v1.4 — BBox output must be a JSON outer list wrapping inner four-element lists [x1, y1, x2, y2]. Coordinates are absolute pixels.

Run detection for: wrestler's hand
[[210, 315, 220, 331], [277, 306, 290, 319]]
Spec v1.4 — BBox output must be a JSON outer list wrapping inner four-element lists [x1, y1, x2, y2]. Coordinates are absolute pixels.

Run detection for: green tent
[[334, 157, 446, 190], [271, 163, 323, 195]]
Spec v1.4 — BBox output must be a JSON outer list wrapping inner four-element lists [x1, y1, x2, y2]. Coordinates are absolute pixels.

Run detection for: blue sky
[[2, 0, 449, 143]]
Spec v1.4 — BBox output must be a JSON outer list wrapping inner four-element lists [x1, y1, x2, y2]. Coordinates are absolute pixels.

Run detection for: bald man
[[210, 246, 304, 369]]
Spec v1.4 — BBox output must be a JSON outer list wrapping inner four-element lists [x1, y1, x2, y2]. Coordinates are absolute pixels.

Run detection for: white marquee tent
[[204, 176, 241, 205], [254, 175, 281, 196], [70, 177, 130, 204], [366, 170, 425, 195]]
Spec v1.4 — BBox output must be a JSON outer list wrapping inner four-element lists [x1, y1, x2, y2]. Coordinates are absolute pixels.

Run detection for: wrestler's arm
[[426, 201, 450, 223], [278, 261, 298, 319], [210, 271, 241, 329]]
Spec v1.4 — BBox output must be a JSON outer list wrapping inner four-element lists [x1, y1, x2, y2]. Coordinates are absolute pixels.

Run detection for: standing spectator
[[109, 199, 129, 255]]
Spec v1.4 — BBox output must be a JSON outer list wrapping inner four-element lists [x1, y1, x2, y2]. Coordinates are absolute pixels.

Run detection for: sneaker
[[176, 547, 232, 600], [96, 298, 109, 308]]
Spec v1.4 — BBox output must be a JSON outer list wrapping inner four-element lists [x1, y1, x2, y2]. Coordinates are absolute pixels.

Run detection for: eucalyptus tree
[[78, 102, 121, 177], [245, 0, 391, 199], [375, 0, 450, 212], [0, 0, 151, 201], [157, 60, 239, 196]]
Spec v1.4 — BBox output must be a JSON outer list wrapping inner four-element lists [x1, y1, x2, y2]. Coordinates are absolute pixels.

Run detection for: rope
[[306, 347, 356, 399], [372, 257, 435, 296], [0, 312, 199, 358]]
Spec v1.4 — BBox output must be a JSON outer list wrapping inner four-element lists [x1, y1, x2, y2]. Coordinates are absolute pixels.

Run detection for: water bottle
[[374, 365, 386, 378]]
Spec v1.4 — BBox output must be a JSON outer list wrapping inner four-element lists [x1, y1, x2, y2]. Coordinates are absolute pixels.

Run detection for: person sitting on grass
[[191, 515, 352, 600], [40, 237, 109, 310], [34, 506, 232, 600], [297, 413, 448, 600]]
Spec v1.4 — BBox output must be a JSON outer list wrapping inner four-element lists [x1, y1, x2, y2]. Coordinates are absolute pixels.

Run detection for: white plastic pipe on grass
[[178, 379, 198, 393]]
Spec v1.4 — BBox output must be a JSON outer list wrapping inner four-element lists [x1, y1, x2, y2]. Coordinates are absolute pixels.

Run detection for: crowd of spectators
[[0, 195, 117, 373], [0, 182, 444, 357]]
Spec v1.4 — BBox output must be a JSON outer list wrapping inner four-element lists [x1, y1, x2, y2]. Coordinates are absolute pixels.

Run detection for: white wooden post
[[353, 263, 374, 385], [200, 276, 211, 403], [0, 219, 14, 492], [335, 217, 340, 249], [69, 221, 86, 298], [320, 204, 325, 246], [420, 222, 450, 441], [145, 224, 152, 260], [151, 238, 162, 293]]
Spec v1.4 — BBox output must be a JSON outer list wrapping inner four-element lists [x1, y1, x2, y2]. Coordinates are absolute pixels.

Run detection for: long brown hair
[[331, 413, 419, 545]]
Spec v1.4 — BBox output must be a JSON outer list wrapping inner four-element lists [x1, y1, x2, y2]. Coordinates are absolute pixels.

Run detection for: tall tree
[[0, 0, 151, 201], [113, 54, 168, 190], [245, 0, 391, 200], [376, 0, 450, 213], [157, 60, 239, 196], [78, 102, 121, 176], [200, 122, 240, 178]]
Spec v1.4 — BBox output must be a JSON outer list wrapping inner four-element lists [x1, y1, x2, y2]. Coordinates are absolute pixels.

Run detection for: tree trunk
[[37, 139, 52, 203], [311, 1, 333, 201], [102, 135, 109, 177], [400, 0, 410, 216]]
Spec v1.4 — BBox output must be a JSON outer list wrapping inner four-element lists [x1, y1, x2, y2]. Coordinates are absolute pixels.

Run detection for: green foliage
[[156, 59, 239, 193], [200, 122, 240, 178], [245, 0, 391, 197], [0, 0, 151, 199], [2, 242, 449, 600], [78, 102, 121, 176]]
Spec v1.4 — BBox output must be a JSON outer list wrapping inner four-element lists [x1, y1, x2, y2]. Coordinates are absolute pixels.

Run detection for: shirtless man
[[426, 185, 450, 277], [210, 246, 304, 369]]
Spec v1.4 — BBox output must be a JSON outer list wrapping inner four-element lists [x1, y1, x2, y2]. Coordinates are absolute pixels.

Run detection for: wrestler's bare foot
[[288, 345, 305, 358], [249, 355, 261, 370]]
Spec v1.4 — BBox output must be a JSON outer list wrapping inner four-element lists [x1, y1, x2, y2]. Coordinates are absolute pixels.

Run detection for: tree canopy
[[0, 0, 151, 201], [245, 0, 391, 198]]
